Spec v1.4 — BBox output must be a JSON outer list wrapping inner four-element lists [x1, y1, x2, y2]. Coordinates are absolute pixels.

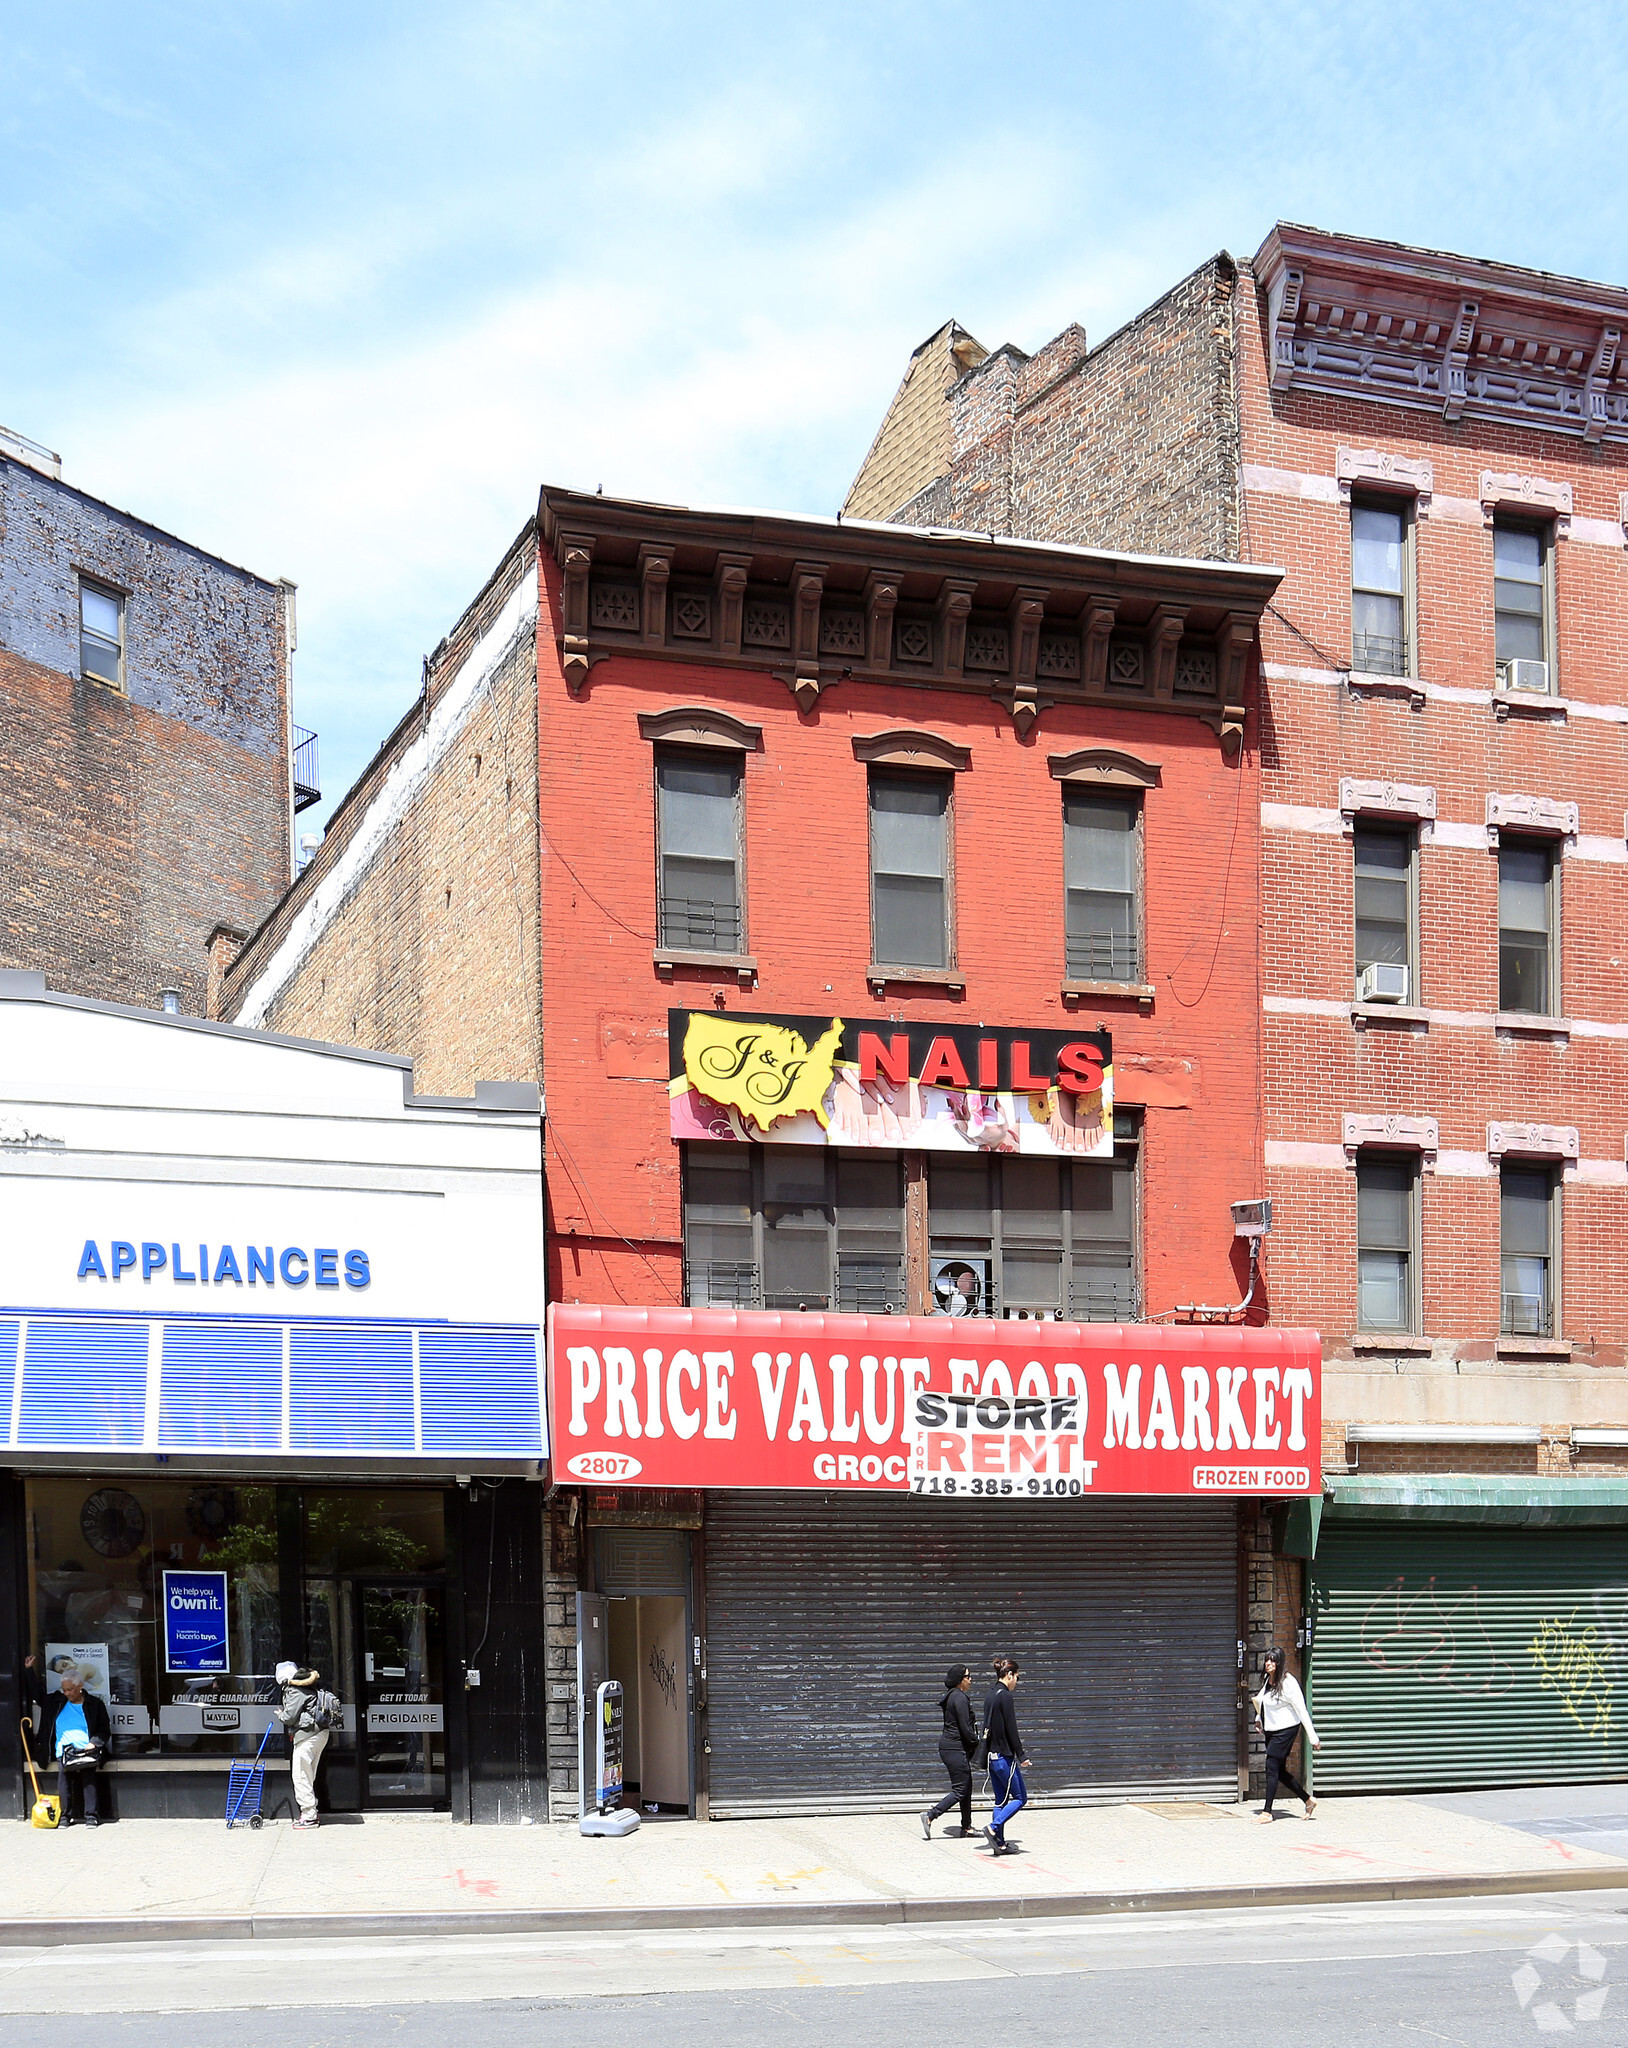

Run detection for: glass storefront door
[[355, 1581, 446, 1807]]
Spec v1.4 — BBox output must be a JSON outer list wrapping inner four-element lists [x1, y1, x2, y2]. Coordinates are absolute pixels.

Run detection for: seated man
[[24, 1655, 111, 1827]]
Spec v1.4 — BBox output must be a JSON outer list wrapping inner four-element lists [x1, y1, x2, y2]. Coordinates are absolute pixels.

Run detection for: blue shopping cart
[[225, 1720, 275, 1829]]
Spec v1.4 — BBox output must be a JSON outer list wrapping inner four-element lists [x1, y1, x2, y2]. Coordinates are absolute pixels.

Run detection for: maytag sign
[[550, 1306, 1320, 1498]]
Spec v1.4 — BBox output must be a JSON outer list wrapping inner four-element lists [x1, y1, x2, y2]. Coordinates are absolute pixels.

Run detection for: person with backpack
[[274, 1665, 341, 1829]]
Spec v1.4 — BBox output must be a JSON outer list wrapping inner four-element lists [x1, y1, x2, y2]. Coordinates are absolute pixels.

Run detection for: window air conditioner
[[1358, 961, 1409, 1004], [1502, 658, 1550, 693]]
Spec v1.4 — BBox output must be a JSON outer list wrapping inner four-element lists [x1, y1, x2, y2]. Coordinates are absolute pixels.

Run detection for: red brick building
[[852, 226, 1628, 1792], [0, 420, 303, 1012], [222, 488, 1308, 1819]]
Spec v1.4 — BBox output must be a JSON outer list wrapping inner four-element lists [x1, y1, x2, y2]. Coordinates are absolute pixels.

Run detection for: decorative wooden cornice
[[1256, 223, 1628, 446], [1048, 748, 1161, 789], [636, 706, 763, 752], [538, 486, 1280, 746], [852, 730, 971, 772]]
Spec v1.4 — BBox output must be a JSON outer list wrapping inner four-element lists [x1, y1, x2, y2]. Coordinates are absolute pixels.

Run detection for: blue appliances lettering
[[78, 1241, 370, 1289], [162, 1570, 230, 1674]]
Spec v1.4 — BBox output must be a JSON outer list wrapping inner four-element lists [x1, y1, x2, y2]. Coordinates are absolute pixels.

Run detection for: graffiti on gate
[[1531, 1610, 1616, 1744], [1360, 1576, 1515, 1696]]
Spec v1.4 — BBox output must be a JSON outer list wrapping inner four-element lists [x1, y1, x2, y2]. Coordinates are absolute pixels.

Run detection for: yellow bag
[[20, 1718, 60, 1830]]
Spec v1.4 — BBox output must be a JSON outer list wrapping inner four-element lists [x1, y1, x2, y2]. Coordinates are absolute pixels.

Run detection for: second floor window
[[1493, 522, 1550, 686], [1064, 791, 1142, 983], [1498, 839, 1556, 1014], [1501, 1165, 1557, 1338], [683, 1147, 904, 1312], [79, 581, 124, 688], [870, 771, 950, 968], [1353, 824, 1414, 1001], [1351, 500, 1408, 675], [656, 749, 742, 952], [1356, 1154, 1416, 1332]]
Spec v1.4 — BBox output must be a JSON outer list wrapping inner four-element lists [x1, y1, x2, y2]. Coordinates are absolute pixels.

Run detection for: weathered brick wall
[[891, 262, 1240, 560], [0, 455, 290, 1009], [218, 530, 540, 1099]]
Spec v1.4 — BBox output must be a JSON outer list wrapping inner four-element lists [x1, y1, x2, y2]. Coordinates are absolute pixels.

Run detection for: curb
[[7, 1864, 1628, 1947]]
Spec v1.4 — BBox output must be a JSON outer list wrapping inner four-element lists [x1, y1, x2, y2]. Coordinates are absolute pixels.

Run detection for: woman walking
[[1253, 1645, 1320, 1822], [981, 1657, 1030, 1857], [920, 1664, 978, 1839]]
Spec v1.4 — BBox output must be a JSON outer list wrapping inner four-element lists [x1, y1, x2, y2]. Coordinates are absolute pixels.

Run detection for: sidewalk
[[4, 1793, 1626, 1945]]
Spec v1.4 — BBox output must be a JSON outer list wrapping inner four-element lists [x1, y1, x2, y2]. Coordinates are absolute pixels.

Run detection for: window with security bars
[[1498, 838, 1556, 1015], [656, 749, 742, 952], [682, 1147, 904, 1313], [1351, 499, 1409, 676], [1356, 1154, 1416, 1332], [80, 580, 125, 689], [1501, 1165, 1556, 1338], [1064, 791, 1141, 983], [1353, 824, 1415, 997], [927, 1117, 1140, 1321]]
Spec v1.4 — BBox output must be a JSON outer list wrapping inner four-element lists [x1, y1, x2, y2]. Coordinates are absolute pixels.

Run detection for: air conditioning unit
[[1501, 658, 1550, 693], [1358, 961, 1409, 1004]]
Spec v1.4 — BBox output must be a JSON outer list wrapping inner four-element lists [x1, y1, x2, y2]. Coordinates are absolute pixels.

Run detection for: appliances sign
[[669, 1011, 1113, 1159], [552, 1306, 1320, 1498]]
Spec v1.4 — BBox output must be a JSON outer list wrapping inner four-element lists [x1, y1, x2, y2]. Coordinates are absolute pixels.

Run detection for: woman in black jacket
[[920, 1664, 978, 1839], [981, 1657, 1031, 1856]]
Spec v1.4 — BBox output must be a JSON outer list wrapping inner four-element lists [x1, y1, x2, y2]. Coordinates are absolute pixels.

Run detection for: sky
[[6, 1, 1628, 820]]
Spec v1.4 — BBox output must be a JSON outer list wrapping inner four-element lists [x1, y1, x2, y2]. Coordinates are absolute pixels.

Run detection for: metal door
[[705, 1492, 1236, 1817], [355, 1581, 447, 1807], [1308, 1523, 1628, 1792]]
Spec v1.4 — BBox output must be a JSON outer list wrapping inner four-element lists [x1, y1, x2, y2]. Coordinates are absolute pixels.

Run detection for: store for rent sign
[[551, 1306, 1320, 1497]]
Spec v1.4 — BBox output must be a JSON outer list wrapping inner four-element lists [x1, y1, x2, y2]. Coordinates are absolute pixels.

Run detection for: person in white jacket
[[1253, 1645, 1319, 1822]]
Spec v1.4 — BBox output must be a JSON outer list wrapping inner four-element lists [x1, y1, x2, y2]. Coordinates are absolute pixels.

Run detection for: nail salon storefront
[[0, 974, 548, 1822]]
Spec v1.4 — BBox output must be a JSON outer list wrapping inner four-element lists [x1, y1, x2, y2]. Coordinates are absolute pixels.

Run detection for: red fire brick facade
[[535, 490, 1278, 1323]]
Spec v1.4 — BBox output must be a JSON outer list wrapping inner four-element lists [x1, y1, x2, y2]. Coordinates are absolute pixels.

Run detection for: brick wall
[[1235, 260, 1628, 1414], [0, 455, 290, 1009], [219, 529, 540, 1098], [890, 261, 1240, 562], [533, 547, 1264, 1318]]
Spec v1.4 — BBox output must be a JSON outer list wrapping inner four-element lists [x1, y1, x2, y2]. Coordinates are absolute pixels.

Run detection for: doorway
[[354, 1580, 446, 1807], [594, 1528, 693, 1816]]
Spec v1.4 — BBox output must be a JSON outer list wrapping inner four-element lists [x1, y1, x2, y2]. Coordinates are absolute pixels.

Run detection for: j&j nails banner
[[668, 1011, 1115, 1158], [551, 1305, 1320, 1498]]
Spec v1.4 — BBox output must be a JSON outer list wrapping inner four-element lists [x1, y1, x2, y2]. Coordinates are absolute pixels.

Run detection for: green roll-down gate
[[1308, 1522, 1628, 1792]]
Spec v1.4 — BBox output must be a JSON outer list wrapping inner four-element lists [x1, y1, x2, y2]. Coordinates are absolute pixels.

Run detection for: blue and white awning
[[0, 1310, 546, 1459]]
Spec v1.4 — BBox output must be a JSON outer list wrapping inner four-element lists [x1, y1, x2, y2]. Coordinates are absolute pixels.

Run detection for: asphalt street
[[0, 1889, 1621, 2044]]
